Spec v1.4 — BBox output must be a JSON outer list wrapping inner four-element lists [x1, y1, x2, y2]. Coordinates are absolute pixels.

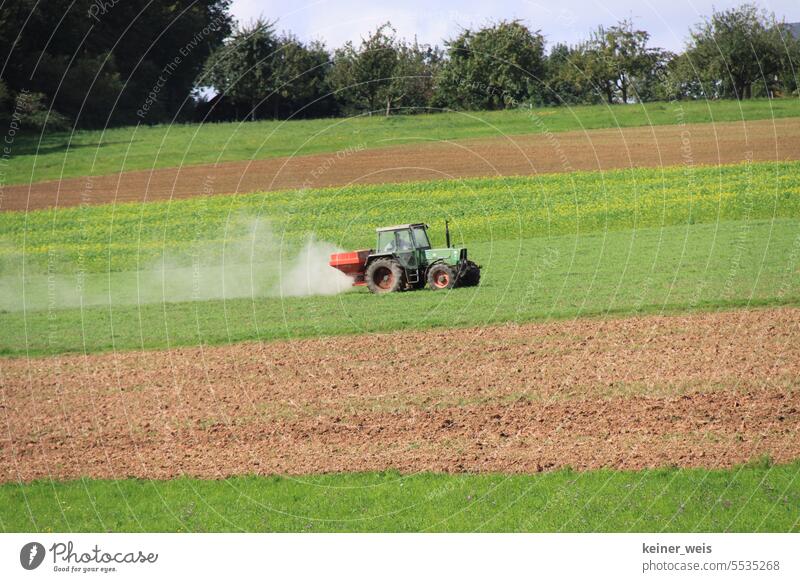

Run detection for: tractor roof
[[376, 223, 428, 232]]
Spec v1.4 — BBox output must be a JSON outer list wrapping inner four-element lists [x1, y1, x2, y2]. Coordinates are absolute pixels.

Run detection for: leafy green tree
[[0, 0, 231, 128], [34, 52, 123, 128], [683, 3, 796, 99], [661, 53, 701, 100], [633, 49, 676, 102], [0, 80, 9, 124], [543, 43, 598, 105], [385, 39, 441, 114], [201, 19, 280, 120], [775, 25, 800, 97], [436, 20, 545, 110], [272, 35, 334, 118], [102, 0, 232, 123], [583, 20, 667, 104], [330, 23, 398, 114], [16, 92, 71, 131]]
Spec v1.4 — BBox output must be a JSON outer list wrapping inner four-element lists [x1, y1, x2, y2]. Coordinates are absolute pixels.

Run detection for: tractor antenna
[[445, 221, 451, 248]]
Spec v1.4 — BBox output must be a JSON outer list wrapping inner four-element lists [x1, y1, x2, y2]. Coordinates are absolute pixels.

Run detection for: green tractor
[[329, 222, 481, 294]]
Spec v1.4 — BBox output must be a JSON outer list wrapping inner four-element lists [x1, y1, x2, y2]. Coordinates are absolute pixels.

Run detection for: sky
[[230, 0, 798, 52]]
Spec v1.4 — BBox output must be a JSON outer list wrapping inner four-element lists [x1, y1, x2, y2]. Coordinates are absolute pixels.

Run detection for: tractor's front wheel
[[366, 258, 404, 294], [427, 263, 456, 290]]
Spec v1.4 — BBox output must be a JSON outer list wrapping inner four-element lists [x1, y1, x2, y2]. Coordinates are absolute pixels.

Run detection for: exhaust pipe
[[445, 220, 451, 248]]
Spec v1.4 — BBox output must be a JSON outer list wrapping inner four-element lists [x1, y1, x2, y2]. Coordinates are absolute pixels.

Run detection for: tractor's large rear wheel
[[366, 258, 404, 294], [427, 263, 456, 290]]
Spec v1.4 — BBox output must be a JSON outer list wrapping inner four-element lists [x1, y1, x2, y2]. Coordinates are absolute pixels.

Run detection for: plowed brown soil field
[[2, 308, 798, 481], [5, 118, 800, 211]]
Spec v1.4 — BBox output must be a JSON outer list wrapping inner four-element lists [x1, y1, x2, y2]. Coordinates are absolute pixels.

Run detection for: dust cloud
[[0, 217, 355, 312]]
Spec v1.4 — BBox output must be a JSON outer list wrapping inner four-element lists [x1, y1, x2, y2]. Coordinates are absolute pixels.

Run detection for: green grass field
[[2, 219, 799, 356], [5, 98, 798, 186], [2, 460, 797, 532], [1, 161, 798, 356]]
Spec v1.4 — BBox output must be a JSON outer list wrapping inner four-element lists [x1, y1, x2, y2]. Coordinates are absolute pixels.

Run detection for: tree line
[[1, 2, 798, 131]]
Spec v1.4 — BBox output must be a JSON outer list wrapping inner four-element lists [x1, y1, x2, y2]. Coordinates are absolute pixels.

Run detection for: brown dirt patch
[[1, 307, 798, 481], [5, 118, 800, 212]]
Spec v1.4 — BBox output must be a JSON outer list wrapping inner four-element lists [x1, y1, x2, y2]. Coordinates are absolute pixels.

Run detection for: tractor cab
[[376, 223, 431, 253], [370, 223, 431, 287], [375, 223, 430, 277]]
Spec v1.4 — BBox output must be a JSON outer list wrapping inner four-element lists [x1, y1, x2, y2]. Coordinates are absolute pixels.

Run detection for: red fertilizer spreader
[[328, 249, 371, 286]]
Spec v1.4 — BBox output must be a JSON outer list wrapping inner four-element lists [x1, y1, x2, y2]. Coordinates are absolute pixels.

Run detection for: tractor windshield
[[411, 226, 430, 249]]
